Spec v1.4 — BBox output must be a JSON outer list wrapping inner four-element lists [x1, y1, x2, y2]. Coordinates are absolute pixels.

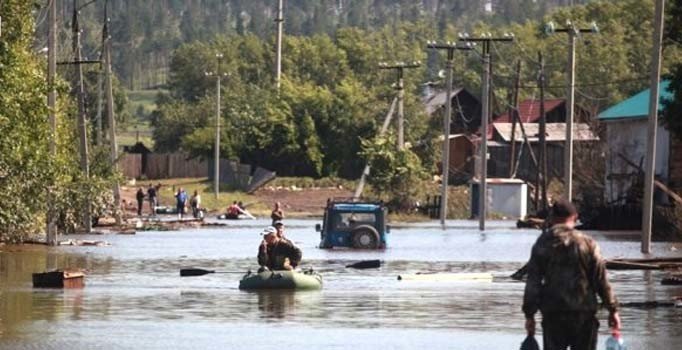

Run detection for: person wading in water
[[523, 199, 620, 350], [270, 202, 283, 225]]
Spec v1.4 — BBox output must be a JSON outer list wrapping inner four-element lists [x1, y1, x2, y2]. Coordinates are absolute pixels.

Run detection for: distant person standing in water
[[136, 187, 145, 216], [147, 184, 157, 216], [190, 190, 201, 218], [271, 202, 283, 225], [175, 188, 188, 219]]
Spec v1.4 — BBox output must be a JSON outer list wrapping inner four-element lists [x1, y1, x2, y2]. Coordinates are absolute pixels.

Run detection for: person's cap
[[260, 226, 277, 236], [273, 220, 284, 226], [550, 199, 578, 219]]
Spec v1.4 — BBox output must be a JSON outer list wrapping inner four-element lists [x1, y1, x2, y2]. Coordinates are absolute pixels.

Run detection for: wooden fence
[[120, 154, 142, 179], [120, 152, 275, 192], [144, 153, 208, 179]]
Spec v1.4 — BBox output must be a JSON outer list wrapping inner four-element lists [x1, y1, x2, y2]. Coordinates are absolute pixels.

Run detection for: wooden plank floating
[[397, 272, 494, 282], [32, 270, 85, 288]]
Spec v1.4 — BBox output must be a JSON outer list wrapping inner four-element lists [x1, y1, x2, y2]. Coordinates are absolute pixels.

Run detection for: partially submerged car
[[317, 198, 389, 249]]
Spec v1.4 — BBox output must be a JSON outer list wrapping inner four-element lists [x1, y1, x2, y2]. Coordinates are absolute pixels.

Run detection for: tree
[[360, 135, 427, 210], [663, 0, 682, 138]]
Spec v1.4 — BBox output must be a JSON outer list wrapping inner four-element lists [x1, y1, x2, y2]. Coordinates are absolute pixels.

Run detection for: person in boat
[[523, 199, 620, 350], [226, 201, 242, 219], [273, 220, 290, 242], [270, 202, 283, 225], [258, 226, 302, 271]]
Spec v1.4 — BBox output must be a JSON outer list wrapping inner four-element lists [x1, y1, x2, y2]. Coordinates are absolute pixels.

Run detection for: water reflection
[[256, 291, 296, 319]]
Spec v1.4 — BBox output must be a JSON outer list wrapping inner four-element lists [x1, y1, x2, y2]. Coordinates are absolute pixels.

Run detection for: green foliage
[[0, 0, 52, 241], [68, 1, 588, 90], [662, 0, 682, 140], [0, 1, 118, 242], [360, 135, 427, 210]]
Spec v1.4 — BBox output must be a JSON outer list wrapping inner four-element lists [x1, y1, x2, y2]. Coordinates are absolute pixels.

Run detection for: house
[[487, 122, 599, 182], [424, 88, 482, 134], [598, 80, 676, 204], [485, 99, 597, 182], [494, 98, 591, 124]]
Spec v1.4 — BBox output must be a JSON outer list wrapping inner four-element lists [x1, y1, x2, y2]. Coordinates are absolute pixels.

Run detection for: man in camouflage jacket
[[523, 199, 621, 350]]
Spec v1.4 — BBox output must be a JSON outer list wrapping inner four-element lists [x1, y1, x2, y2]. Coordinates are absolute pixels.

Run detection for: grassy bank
[[132, 178, 268, 215]]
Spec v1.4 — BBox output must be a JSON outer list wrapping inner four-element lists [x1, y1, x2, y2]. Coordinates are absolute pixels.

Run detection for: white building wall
[[604, 118, 669, 203]]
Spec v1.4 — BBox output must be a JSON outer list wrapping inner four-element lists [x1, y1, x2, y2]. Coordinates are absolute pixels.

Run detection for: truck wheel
[[351, 225, 380, 249]]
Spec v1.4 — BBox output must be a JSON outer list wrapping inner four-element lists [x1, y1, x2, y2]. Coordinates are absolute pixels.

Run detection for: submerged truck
[[316, 198, 389, 249]]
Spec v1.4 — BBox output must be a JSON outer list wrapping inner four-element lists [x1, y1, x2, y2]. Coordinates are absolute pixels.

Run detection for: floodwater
[[1, 219, 680, 349]]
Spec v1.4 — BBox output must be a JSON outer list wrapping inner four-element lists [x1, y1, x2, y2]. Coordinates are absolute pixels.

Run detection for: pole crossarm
[[57, 60, 101, 65]]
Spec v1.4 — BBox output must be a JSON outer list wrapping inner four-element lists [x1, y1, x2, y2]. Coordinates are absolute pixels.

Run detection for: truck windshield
[[333, 212, 376, 230]]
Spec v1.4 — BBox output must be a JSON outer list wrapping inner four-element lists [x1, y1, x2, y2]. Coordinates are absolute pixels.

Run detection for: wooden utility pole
[[427, 41, 473, 228], [377, 61, 421, 149], [538, 51, 548, 212], [545, 21, 598, 201], [72, 1, 92, 233], [508, 61, 521, 178], [95, 60, 104, 145], [275, 0, 284, 92], [353, 97, 398, 199], [206, 54, 226, 199], [103, 7, 121, 226], [460, 34, 514, 231], [47, 0, 58, 245], [642, 0, 666, 254]]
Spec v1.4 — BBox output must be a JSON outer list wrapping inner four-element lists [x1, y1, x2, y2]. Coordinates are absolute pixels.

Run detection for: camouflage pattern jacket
[[522, 224, 618, 317], [258, 239, 302, 270]]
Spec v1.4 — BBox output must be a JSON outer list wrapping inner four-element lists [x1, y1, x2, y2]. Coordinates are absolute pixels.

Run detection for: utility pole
[[538, 51, 548, 212], [353, 97, 398, 199], [426, 41, 473, 228], [103, 5, 122, 226], [460, 33, 514, 231], [47, 0, 57, 245], [354, 61, 419, 198], [508, 60, 521, 178], [545, 21, 598, 202], [275, 0, 284, 92], [72, 1, 92, 233], [205, 54, 226, 199], [377, 61, 421, 149], [95, 58, 104, 145], [642, 0, 666, 254]]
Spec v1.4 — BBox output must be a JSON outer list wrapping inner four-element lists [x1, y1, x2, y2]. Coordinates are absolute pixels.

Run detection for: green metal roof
[[598, 80, 672, 121]]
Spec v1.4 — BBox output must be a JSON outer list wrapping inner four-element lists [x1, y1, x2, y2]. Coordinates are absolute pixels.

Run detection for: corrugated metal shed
[[492, 123, 599, 142], [598, 80, 672, 120]]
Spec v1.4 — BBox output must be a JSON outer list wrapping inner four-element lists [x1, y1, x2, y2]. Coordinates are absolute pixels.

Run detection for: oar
[[180, 268, 246, 277]]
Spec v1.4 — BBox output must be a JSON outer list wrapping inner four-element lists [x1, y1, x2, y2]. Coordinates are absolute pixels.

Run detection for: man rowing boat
[[258, 226, 301, 271]]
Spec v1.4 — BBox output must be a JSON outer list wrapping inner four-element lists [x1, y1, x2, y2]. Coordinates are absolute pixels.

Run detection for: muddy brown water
[[1, 219, 680, 349]]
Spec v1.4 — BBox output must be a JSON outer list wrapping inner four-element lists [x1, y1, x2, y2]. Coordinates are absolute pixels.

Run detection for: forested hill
[[46, 0, 591, 90]]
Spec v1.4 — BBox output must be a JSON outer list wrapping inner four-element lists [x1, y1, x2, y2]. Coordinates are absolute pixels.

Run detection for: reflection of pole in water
[[644, 270, 655, 335], [258, 291, 296, 319]]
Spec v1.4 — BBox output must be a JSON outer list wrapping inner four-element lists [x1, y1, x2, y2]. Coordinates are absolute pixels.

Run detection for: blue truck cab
[[316, 198, 389, 249]]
